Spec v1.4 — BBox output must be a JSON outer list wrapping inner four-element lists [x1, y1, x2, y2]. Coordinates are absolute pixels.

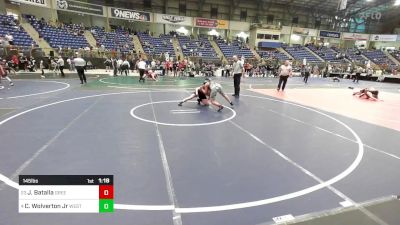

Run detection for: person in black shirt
[[178, 83, 209, 106]]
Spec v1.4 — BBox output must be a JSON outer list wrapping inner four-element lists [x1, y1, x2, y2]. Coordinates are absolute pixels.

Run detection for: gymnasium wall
[[19, 4, 55, 21], [0, 0, 6, 14]]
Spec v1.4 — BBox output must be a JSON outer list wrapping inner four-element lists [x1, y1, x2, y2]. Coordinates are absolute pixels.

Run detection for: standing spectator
[[5, 59, 16, 75], [173, 61, 178, 77], [277, 60, 293, 92], [313, 65, 320, 78], [131, 57, 137, 73], [74, 56, 87, 84], [117, 57, 123, 75], [225, 63, 231, 77], [0, 62, 3, 89], [19, 55, 27, 71], [243, 62, 250, 76], [39, 59, 45, 78], [161, 60, 166, 76], [120, 59, 130, 76], [111, 57, 118, 77], [66, 57, 71, 71], [51, 58, 59, 75], [104, 58, 112, 72], [70, 57, 75, 71], [302, 64, 311, 84], [166, 60, 172, 76], [30, 57, 36, 71], [26, 57, 36, 72], [5, 33, 14, 45]]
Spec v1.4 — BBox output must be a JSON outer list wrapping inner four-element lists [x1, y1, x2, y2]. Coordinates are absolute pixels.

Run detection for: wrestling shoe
[[230, 102, 234, 106], [178, 102, 183, 106], [217, 106, 224, 112], [197, 99, 201, 105]]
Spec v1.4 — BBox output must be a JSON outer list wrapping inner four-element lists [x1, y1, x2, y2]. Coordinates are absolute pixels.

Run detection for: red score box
[[99, 185, 114, 199]]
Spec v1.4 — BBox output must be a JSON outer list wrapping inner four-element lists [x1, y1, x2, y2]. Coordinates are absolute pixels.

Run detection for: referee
[[73, 56, 86, 84], [137, 58, 146, 83], [232, 55, 244, 97], [277, 60, 293, 91]]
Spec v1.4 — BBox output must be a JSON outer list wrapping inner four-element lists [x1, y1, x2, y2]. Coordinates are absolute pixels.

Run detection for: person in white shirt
[[277, 60, 293, 91], [39, 60, 45, 78], [73, 57, 86, 84], [57, 57, 65, 77], [203, 78, 234, 112], [165, 52, 169, 61], [137, 58, 146, 83], [117, 58, 123, 75], [66, 58, 72, 71], [232, 55, 244, 97], [5, 33, 14, 45]]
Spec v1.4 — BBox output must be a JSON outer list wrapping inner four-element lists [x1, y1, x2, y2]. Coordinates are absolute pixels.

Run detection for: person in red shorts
[[146, 70, 158, 81], [0, 59, 14, 88], [352, 87, 379, 101]]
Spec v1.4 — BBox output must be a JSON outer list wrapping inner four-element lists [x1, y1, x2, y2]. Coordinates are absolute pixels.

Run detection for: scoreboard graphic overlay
[[19, 175, 114, 213]]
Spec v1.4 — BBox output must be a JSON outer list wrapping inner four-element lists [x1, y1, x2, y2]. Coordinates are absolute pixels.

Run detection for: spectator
[[5, 33, 14, 45], [39, 59, 45, 77], [120, 59, 130, 76]]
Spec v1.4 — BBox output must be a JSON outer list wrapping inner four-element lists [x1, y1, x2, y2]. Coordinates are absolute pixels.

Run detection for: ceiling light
[[208, 29, 219, 36], [176, 27, 188, 35]]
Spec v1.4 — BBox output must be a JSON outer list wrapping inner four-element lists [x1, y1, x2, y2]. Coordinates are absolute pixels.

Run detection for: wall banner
[[194, 18, 229, 29], [319, 30, 341, 39], [8, 0, 48, 8], [369, 34, 398, 42], [56, 0, 104, 16], [109, 7, 152, 22], [154, 13, 192, 26]]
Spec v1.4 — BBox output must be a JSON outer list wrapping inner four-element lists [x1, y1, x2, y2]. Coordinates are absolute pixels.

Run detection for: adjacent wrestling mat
[[1, 76, 400, 225]]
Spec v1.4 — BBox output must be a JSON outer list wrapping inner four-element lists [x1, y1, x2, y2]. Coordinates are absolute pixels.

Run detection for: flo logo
[[360, 11, 382, 20], [57, 0, 68, 9]]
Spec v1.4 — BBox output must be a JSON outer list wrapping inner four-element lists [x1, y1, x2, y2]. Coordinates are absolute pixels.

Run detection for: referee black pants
[[233, 73, 242, 96], [76, 66, 86, 84], [139, 69, 145, 82], [59, 66, 65, 77], [277, 76, 289, 91], [353, 73, 360, 83], [303, 72, 310, 83]]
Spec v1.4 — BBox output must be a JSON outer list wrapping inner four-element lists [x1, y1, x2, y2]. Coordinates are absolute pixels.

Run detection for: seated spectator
[[5, 33, 14, 45]]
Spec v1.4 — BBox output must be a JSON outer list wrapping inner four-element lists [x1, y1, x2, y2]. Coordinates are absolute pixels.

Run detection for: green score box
[[99, 199, 114, 213]]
